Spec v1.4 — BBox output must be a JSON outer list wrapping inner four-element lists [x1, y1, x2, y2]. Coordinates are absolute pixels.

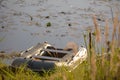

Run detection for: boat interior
[[40, 46, 73, 58]]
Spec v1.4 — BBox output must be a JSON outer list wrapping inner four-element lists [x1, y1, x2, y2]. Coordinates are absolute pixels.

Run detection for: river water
[[0, 0, 120, 53]]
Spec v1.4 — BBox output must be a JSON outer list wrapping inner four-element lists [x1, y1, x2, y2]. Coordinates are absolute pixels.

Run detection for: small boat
[[11, 42, 87, 72]]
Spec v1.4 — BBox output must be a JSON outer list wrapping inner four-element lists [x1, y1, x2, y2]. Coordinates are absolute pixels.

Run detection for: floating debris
[[1, 26, 5, 29], [61, 34, 66, 37], [68, 23, 72, 26], [60, 11, 66, 15], [45, 16, 50, 19]]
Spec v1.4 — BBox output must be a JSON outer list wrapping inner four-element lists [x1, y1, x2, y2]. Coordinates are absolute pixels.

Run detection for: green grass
[[0, 14, 120, 80]]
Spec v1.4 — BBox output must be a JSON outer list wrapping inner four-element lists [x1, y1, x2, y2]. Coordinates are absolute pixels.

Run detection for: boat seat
[[33, 56, 61, 61], [42, 49, 73, 54]]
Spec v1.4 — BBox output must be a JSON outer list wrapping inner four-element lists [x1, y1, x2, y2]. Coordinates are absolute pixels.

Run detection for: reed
[[92, 15, 101, 42], [105, 19, 109, 47]]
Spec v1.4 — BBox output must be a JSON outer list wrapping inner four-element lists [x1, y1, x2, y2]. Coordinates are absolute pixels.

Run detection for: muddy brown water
[[0, 0, 120, 53]]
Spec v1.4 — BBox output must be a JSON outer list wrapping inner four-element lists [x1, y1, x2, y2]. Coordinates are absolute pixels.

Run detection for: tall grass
[[0, 14, 120, 80]]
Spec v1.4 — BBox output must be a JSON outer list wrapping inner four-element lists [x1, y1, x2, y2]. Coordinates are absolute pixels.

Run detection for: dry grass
[[92, 15, 101, 42], [64, 41, 79, 54]]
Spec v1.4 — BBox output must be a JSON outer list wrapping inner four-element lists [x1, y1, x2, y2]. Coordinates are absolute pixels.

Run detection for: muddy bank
[[0, 52, 20, 59]]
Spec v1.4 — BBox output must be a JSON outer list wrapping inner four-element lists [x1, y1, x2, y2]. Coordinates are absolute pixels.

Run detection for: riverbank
[[0, 51, 20, 59]]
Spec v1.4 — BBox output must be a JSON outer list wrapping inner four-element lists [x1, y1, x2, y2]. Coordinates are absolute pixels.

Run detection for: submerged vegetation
[[0, 14, 120, 80]]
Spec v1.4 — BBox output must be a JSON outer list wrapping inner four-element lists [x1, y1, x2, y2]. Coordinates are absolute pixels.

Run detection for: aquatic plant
[[46, 22, 51, 27]]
